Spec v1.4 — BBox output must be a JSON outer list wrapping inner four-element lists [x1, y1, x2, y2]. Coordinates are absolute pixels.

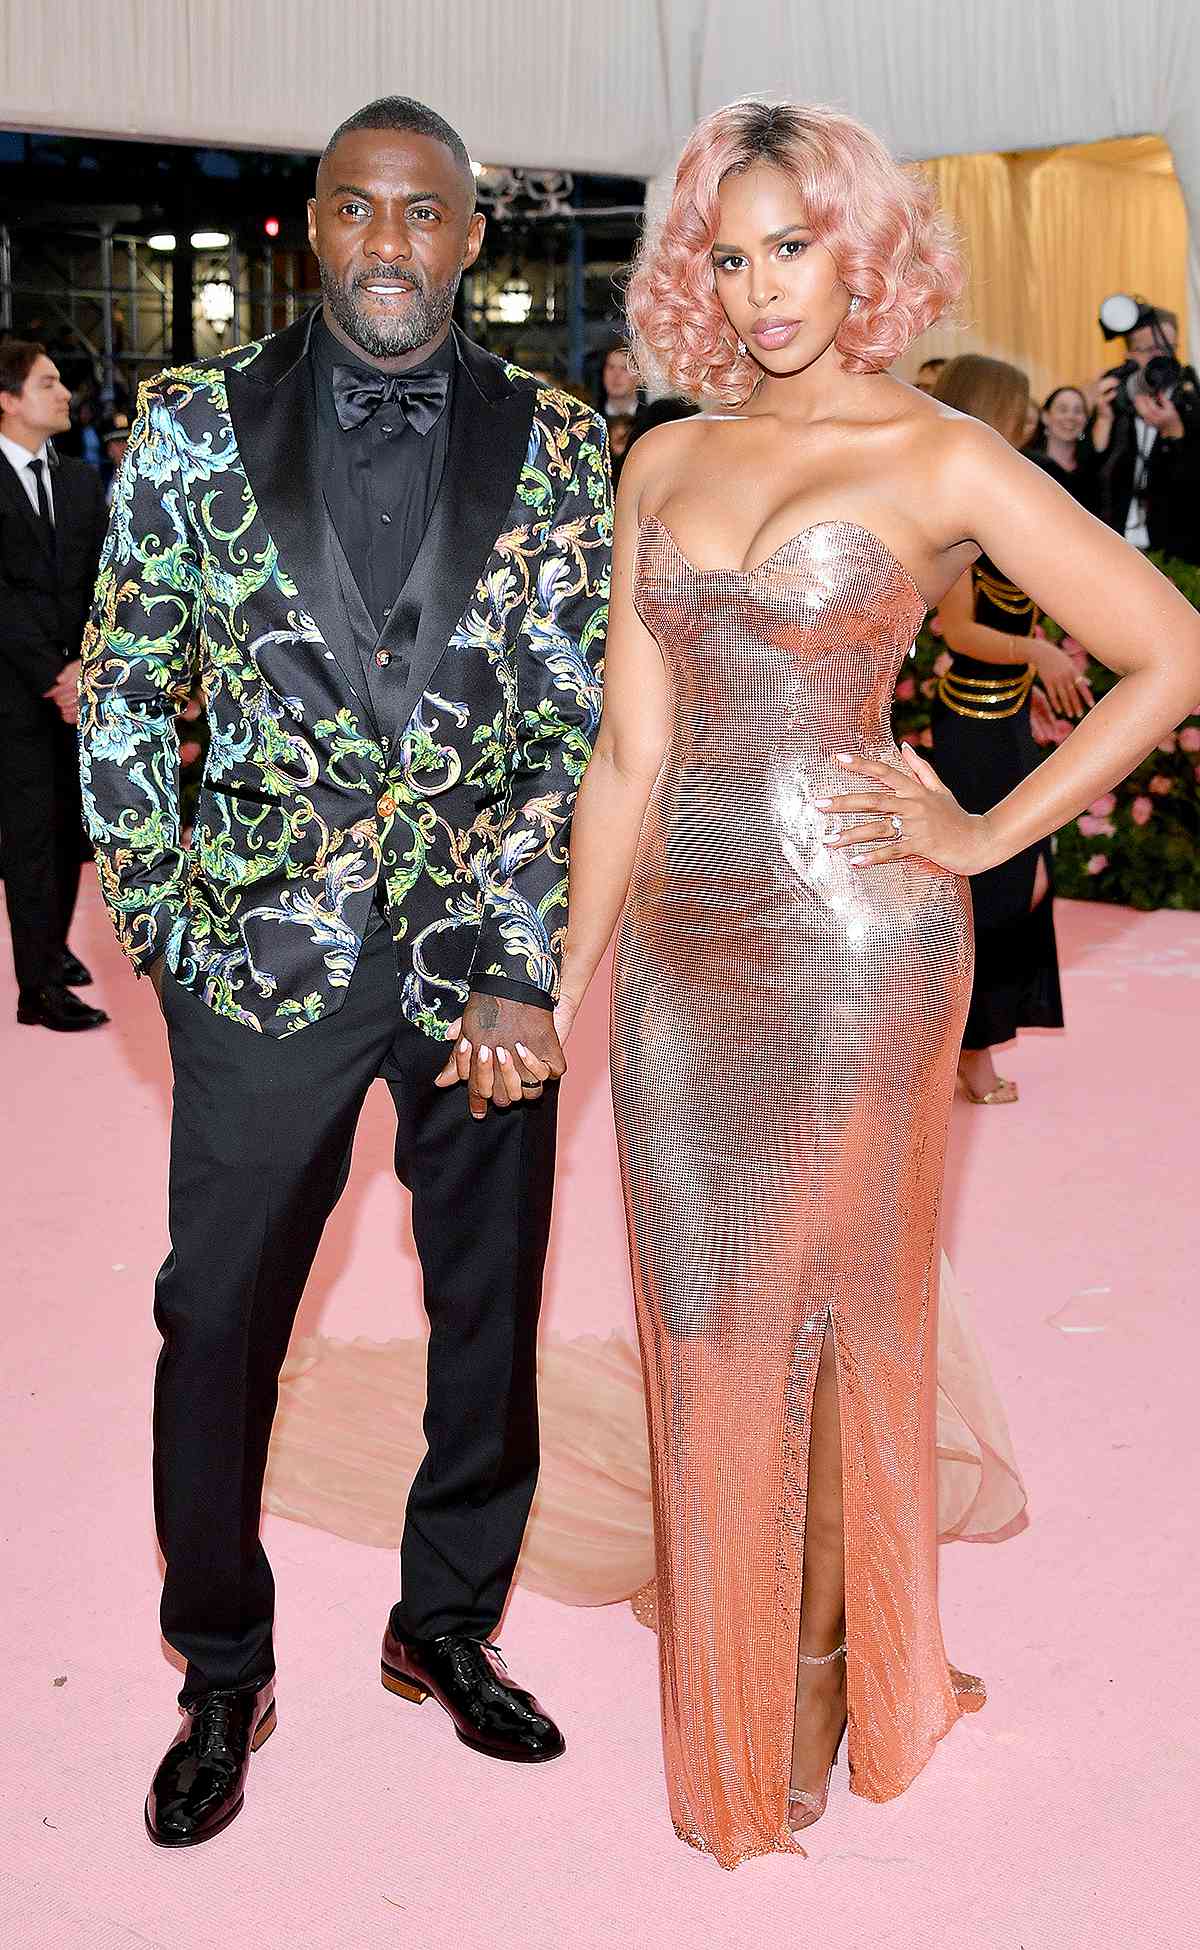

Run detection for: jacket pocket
[[208, 779, 285, 808]]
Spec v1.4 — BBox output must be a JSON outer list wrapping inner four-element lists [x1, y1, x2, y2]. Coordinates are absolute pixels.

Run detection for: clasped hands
[[45, 657, 81, 725], [435, 991, 568, 1120], [818, 745, 996, 877]]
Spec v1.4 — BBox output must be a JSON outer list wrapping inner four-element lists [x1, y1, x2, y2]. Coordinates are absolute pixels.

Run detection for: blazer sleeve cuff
[[466, 971, 556, 1012]]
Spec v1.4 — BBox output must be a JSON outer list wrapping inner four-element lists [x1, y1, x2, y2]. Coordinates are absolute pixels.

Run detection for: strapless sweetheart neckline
[[638, 512, 929, 616]]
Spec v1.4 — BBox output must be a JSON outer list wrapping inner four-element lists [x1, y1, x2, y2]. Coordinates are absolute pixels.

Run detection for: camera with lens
[[1098, 293, 1199, 430]]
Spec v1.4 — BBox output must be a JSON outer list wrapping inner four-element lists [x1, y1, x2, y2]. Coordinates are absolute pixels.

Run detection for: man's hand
[[435, 992, 566, 1119], [1087, 372, 1119, 453], [45, 658, 81, 725], [1134, 390, 1186, 441]]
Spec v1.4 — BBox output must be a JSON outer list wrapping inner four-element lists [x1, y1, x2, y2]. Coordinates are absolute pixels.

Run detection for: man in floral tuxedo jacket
[[79, 98, 611, 1847]]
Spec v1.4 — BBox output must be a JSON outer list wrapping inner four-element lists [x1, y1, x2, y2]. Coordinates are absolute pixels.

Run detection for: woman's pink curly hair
[[626, 99, 963, 407]]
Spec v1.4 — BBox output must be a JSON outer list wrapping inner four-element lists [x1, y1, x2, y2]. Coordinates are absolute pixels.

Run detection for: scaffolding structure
[[0, 213, 318, 406], [0, 168, 643, 405]]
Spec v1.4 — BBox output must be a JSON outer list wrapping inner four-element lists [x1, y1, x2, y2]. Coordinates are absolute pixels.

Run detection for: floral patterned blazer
[[79, 312, 611, 1038]]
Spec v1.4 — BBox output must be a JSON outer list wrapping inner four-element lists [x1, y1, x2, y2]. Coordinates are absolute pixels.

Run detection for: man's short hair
[[320, 96, 474, 199], [0, 338, 47, 404], [1128, 306, 1178, 342], [918, 355, 947, 373]]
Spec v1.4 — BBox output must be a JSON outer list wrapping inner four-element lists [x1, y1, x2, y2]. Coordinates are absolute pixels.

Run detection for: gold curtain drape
[[902, 135, 1189, 403]]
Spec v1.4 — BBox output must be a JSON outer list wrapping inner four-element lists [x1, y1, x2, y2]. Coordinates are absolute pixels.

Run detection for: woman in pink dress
[[545, 101, 1200, 1867]]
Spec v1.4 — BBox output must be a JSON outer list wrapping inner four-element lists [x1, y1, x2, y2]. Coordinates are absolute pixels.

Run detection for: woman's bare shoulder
[[616, 413, 709, 512], [881, 384, 1014, 497]]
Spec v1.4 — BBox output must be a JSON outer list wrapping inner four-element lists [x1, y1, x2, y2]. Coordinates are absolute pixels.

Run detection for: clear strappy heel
[[788, 1639, 847, 1833]]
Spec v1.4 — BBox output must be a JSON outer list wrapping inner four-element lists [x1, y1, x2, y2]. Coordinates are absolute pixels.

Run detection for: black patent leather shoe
[[145, 1680, 276, 1847], [16, 983, 109, 1031], [59, 950, 93, 987], [381, 1625, 565, 1764]]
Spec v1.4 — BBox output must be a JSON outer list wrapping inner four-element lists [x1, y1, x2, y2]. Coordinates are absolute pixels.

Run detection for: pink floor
[[3, 876, 1198, 1949]]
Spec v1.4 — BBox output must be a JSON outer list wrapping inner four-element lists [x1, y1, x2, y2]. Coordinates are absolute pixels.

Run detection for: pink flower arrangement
[[933, 651, 952, 676], [1130, 796, 1154, 825], [920, 677, 938, 698], [1077, 814, 1115, 838], [1086, 854, 1108, 875], [1148, 774, 1173, 796], [1179, 726, 1200, 753], [1157, 732, 1178, 755], [927, 615, 943, 639], [1087, 793, 1116, 817], [916, 727, 934, 748], [894, 676, 915, 701]]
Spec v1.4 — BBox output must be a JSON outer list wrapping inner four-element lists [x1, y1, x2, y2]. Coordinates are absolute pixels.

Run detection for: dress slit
[[783, 1303, 850, 1821]]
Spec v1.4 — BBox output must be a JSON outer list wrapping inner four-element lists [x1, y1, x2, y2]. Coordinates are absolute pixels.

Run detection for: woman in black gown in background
[[930, 357, 1093, 1104]]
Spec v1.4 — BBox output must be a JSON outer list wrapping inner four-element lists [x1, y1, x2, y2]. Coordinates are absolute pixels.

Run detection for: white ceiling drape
[[1, 0, 1197, 336]]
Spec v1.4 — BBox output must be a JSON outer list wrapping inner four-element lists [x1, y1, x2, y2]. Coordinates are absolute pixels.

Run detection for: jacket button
[[377, 793, 396, 818], [375, 649, 391, 667]]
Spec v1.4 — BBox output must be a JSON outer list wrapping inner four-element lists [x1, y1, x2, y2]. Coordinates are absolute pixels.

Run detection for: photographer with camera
[[1090, 296, 1200, 565]]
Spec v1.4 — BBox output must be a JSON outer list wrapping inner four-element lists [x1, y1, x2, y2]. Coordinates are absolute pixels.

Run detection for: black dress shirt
[[310, 313, 456, 630]]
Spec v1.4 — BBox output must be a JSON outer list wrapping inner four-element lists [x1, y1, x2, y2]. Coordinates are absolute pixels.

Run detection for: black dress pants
[[0, 669, 83, 993], [155, 920, 559, 1700]]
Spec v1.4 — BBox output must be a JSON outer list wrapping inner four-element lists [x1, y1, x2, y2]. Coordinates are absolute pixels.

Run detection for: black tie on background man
[[79, 96, 611, 1848], [0, 341, 109, 1029]]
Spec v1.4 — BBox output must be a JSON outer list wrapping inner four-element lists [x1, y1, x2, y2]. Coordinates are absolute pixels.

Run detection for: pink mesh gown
[[611, 515, 982, 1868]]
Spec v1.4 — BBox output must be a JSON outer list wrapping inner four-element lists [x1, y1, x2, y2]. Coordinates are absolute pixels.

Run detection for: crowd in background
[[13, 296, 1200, 561], [0, 288, 1197, 1041]]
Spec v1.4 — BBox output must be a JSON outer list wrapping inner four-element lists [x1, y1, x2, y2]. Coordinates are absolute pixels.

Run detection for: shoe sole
[[16, 1016, 109, 1030], [380, 1661, 565, 1763], [144, 1701, 277, 1847]]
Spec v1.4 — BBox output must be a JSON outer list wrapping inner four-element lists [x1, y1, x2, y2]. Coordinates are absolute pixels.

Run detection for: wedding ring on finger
[[890, 813, 904, 839]]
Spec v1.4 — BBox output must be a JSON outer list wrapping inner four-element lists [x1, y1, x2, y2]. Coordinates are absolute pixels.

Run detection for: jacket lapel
[[224, 310, 369, 711], [380, 328, 534, 756], [0, 449, 56, 563]]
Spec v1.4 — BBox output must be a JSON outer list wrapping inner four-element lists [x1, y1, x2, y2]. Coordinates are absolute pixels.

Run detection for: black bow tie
[[331, 361, 451, 435]]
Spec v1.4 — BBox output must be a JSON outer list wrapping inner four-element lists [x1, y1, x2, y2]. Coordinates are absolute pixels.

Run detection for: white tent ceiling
[[2, 0, 1197, 330]]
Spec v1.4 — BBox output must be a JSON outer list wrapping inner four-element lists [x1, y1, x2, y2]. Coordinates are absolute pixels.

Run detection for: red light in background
[[264, 217, 280, 238]]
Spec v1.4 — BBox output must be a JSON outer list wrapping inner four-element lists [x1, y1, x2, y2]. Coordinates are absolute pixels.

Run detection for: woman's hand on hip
[[819, 746, 997, 876]]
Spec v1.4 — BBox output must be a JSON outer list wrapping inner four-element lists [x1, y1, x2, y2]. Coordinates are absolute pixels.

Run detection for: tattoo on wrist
[[473, 996, 500, 1029]]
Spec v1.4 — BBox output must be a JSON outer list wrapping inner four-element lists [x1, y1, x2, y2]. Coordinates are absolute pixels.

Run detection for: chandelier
[[473, 167, 575, 220]]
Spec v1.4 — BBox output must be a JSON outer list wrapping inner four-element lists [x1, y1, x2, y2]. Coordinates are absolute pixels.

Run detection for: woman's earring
[[737, 336, 747, 356], [849, 295, 862, 314]]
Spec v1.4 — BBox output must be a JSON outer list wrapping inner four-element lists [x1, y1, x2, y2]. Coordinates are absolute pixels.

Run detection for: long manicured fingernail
[[814, 796, 833, 808], [496, 1047, 509, 1063], [459, 1037, 471, 1053], [479, 1046, 491, 1061], [836, 753, 855, 763], [515, 1043, 531, 1059]]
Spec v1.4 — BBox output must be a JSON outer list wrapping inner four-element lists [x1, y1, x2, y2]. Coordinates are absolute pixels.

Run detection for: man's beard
[[319, 262, 461, 360]]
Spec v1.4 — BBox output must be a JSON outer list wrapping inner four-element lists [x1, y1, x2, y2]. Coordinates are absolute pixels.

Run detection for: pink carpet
[[2, 875, 1197, 1948]]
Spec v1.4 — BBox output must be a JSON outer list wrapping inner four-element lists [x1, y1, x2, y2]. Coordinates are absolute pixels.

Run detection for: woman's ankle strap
[[796, 1639, 846, 1666]]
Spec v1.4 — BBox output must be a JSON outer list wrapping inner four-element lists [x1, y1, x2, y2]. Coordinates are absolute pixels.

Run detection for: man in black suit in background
[[0, 340, 109, 1029]]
